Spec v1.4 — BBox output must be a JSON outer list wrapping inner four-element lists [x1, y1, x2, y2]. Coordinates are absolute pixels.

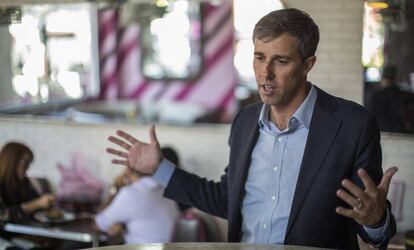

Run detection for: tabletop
[[3, 216, 106, 247], [83, 242, 332, 250]]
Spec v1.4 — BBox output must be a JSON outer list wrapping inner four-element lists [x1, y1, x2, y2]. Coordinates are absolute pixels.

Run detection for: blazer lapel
[[234, 108, 260, 192], [285, 90, 341, 238], [233, 106, 261, 228]]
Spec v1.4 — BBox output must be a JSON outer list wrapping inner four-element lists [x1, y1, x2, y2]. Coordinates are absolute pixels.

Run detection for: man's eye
[[278, 60, 288, 65]]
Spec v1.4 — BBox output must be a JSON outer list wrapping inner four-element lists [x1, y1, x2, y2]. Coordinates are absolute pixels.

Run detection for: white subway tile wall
[[1, 117, 413, 233], [284, 0, 364, 103]]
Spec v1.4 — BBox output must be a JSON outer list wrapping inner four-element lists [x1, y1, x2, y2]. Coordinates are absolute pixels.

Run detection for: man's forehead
[[254, 33, 299, 44], [254, 35, 300, 53]]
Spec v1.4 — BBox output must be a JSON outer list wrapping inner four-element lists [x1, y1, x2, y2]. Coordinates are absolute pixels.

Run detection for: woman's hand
[[22, 193, 55, 214]]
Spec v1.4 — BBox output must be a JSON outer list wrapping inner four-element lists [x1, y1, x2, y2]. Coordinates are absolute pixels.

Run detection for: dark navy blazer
[[164, 86, 396, 249]]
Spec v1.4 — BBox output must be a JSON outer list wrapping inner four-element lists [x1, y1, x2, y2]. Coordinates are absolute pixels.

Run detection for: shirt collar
[[258, 83, 317, 130]]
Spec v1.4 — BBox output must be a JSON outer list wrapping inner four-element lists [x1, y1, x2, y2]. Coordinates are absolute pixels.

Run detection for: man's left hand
[[335, 167, 398, 227]]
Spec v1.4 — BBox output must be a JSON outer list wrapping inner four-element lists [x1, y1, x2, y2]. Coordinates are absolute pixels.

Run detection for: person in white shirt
[[95, 167, 179, 244]]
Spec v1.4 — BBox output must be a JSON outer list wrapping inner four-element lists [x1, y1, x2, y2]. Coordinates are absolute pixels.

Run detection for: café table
[[2, 216, 107, 247], [82, 242, 332, 250]]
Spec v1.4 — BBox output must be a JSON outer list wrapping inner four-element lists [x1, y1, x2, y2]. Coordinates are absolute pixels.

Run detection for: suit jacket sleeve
[[162, 107, 246, 219]]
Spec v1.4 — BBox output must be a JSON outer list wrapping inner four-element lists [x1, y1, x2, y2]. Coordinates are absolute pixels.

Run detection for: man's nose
[[263, 61, 275, 81]]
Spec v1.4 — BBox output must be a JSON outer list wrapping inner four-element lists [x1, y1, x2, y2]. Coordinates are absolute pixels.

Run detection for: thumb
[[379, 166, 398, 191], [149, 125, 159, 145]]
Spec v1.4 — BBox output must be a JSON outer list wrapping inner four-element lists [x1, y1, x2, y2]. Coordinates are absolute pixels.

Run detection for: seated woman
[[0, 142, 55, 223]]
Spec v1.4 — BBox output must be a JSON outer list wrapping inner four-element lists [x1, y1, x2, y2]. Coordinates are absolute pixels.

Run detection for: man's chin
[[259, 95, 282, 106]]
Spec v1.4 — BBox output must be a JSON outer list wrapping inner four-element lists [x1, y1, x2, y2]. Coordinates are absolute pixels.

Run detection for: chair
[[171, 208, 224, 242], [29, 177, 52, 194]]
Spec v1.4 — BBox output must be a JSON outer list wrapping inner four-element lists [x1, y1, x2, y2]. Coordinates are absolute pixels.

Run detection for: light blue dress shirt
[[153, 84, 389, 244]]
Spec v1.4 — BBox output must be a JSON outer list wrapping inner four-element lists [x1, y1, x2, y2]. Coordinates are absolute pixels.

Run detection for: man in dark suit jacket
[[107, 8, 397, 249]]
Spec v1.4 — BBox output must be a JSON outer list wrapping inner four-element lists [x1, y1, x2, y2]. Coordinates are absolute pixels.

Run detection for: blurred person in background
[[106, 8, 397, 249], [0, 142, 55, 222], [0, 142, 55, 248], [94, 148, 179, 244], [367, 65, 414, 133]]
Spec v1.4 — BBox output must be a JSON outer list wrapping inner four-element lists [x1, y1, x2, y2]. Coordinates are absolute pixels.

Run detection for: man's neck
[[269, 83, 310, 130]]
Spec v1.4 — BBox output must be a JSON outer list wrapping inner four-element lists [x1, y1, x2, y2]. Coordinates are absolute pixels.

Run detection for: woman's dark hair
[[0, 142, 34, 204], [253, 8, 320, 61]]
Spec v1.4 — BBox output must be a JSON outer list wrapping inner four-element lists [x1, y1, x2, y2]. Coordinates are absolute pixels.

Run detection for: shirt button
[[273, 166, 278, 171], [278, 137, 283, 142], [263, 224, 267, 229], [272, 196, 276, 201]]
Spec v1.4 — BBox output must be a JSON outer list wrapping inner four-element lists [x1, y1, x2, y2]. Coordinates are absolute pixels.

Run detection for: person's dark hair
[[253, 8, 320, 61], [382, 65, 397, 82], [161, 146, 180, 166], [0, 142, 34, 204]]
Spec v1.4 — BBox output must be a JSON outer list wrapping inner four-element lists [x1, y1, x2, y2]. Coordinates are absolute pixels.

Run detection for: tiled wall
[[381, 134, 414, 232], [284, 0, 365, 104], [0, 117, 230, 191], [0, 117, 413, 233]]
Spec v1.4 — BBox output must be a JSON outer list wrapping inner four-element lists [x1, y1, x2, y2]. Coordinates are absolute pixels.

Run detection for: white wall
[[0, 116, 413, 234], [0, 116, 230, 190], [284, 0, 364, 104]]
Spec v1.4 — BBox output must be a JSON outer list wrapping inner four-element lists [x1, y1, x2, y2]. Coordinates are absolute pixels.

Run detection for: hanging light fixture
[[367, 0, 389, 9]]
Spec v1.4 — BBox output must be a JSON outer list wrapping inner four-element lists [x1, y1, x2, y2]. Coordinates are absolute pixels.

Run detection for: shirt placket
[[260, 128, 287, 243]]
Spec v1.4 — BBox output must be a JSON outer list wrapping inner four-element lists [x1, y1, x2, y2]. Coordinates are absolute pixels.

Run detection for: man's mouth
[[263, 84, 275, 91], [260, 83, 276, 96]]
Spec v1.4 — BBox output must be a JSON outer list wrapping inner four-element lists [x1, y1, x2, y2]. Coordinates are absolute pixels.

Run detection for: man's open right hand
[[106, 125, 161, 175]]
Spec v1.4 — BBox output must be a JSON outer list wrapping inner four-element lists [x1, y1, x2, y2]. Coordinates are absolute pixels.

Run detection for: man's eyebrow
[[272, 55, 290, 60], [253, 52, 290, 60]]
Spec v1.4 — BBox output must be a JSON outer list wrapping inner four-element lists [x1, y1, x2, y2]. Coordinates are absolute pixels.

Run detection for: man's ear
[[302, 56, 316, 77]]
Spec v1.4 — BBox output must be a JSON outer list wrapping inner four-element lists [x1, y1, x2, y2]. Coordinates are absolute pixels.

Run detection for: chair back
[[171, 209, 223, 242]]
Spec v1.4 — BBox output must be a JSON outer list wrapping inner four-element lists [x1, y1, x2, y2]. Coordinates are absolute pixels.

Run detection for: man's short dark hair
[[253, 8, 320, 61]]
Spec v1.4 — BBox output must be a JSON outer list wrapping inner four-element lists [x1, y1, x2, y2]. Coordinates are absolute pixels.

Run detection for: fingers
[[106, 148, 129, 158], [108, 136, 131, 150], [116, 130, 139, 144], [357, 168, 376, 190], [112, 159, 129, 166], [336, 206, 359, 220], [341, 179, 365, 200], [379, 166, 398, 191], [149, 125, 159, 145], [336, 189, 361, 209]]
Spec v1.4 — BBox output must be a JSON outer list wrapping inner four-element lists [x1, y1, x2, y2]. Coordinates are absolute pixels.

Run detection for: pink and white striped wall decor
[[98, 0, 237, 122]]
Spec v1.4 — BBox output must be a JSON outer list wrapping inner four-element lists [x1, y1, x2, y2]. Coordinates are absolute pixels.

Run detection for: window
[[140, 0, 202, 80], [0, 3, 99, 112]]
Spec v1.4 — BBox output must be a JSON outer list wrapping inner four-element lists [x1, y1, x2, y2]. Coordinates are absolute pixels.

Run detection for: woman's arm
[[20, 194, 55, 214]]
